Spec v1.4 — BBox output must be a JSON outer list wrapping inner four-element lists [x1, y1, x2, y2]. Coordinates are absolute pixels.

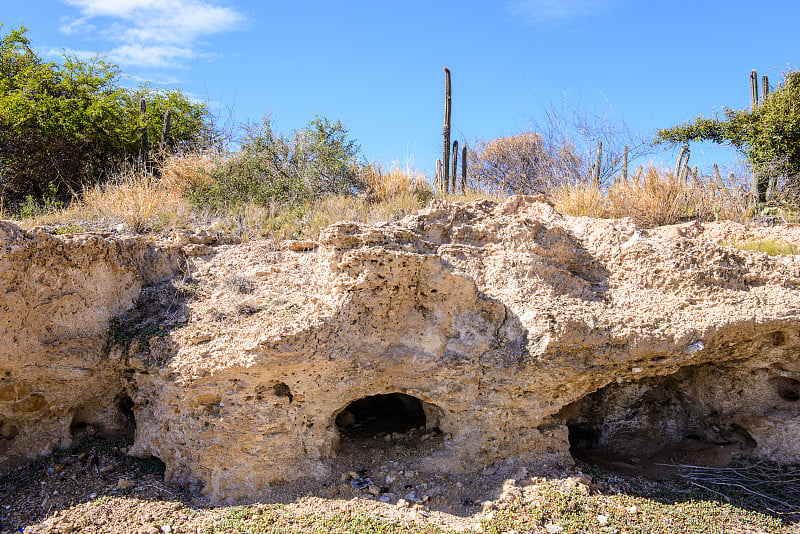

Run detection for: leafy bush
[[0, 25, 209, 212], [189, 115, 365, 210], [657, 69, 800, 200]]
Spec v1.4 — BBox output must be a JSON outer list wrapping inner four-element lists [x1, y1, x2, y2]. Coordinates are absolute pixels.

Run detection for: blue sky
[[2, 0, 798, 178]]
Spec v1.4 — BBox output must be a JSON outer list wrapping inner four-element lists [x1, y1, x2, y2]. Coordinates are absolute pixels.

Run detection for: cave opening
[[332, 393, 444, 476], [559, 370, 759, 475], [69, 393, 137, 442], [336, 393, 428, 437]]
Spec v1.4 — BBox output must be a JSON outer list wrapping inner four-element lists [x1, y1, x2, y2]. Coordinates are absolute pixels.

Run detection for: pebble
[[396, 499, 410, 508], [597, 514, 609, 525], [545, 523, 564, 534], [161, 525, 172, 534], [117, 478, 136, 490]]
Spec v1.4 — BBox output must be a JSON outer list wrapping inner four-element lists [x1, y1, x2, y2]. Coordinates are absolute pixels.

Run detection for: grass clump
[[724, 238, 799, 256], [552, 166, 750, 227]]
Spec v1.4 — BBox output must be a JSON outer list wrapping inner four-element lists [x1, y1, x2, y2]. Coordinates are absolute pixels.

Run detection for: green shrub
[[190, 115, 365, 210], [0, 25, 209, 212], [657, 69, 800, 200]]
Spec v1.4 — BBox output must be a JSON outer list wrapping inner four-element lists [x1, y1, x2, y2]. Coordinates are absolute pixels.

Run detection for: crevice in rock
[[69, 393, 138, 443]]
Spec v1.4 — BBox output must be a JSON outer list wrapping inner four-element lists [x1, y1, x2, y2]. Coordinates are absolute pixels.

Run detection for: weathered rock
[[0, 221, 182, 469], [2, 196, 800, 504]]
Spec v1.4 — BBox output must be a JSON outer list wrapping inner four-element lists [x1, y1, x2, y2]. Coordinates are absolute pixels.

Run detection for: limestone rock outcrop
[[0, 222, 182, 469], [2, 196, 799, 504]]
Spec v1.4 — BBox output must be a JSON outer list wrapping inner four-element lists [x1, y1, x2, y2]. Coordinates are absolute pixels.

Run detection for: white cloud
[[59, 0, 245, 68], [508, 0, 612, 24]]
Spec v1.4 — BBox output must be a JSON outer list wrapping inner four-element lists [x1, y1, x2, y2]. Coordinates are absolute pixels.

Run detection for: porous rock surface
[[0, 221, 183, 470], [2, 196, 800, 504]]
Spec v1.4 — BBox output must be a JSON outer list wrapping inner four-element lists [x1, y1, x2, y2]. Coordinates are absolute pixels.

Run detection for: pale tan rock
[[0, 221, 182, 469], [2, 196, 800, 505], [281, 239, 318, 252]]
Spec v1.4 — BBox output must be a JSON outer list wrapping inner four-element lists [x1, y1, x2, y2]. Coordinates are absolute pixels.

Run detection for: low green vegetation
[[724, 238, 799, 256]]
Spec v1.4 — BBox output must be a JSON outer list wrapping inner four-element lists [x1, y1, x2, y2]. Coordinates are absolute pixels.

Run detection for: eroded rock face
[[0, 222, 182, 469], [2, 196, 800, 504]]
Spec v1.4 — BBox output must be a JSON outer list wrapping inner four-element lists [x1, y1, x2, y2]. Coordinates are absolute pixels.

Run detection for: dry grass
[[16, 158, 757, 239], [357, 161, 430, 202], [552, 166, 750, 227]]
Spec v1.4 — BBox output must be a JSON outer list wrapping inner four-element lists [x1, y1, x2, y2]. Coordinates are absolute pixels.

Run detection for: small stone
[[368, 485, 381, 495], [405, 493, 416, 502], [117, 478, 136, 490], [418, 510, 431, 518], [281, 239, 318, 252], [184, 244, 215, 256], [597, 514, 609, 525], [626, 505, 638, 513], [396, 499, 410, 508], [88, 493, 97, 499], [482, 500, 494, 511], [161, 525, 172, 534], [545, 523, 563, 534]]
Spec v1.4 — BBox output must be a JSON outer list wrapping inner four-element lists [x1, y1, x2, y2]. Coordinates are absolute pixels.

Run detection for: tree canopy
[[657, 70, 800, 199], [0, 25, 209, 211]]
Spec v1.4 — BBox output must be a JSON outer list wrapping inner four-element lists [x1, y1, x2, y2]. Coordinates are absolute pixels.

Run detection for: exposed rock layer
[[0, 222, 182, 469], [2, 197, 799, 503]]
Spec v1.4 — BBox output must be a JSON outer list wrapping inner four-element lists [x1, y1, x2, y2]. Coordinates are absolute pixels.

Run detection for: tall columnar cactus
[[593, 140, 602, 188], [442, 67, 452, 194], [451, 140, 459, 194], [713, 163, 735, 202], [435, 159, 443, 194], [139, 98, 149, 163], [461, 144, 467, 193], [762, 75, 770, 99], [161, 109, 172, 148], [750, 69, 759, 110], [621, 145, 628, 183], [674, 145, 689, 179]]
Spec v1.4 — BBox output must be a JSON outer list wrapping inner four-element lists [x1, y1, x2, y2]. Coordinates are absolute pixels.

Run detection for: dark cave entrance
[[69, 393, 137, 442], [333, 393, 444, 474], [336, 393, 429, 437], [559, 369, 759, 475]]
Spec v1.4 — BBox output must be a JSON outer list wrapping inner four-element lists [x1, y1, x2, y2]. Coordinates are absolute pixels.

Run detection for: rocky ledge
[[1, 196, 799, 504]]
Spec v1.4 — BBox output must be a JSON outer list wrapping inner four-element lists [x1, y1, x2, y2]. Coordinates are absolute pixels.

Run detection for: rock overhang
[[2, 196, 800, 503]]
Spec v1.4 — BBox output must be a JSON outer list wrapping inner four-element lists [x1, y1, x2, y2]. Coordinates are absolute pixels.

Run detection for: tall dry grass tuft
[[552, 166, 750, 227], [80, 172, 193, 233], [160, 153, 217, 198], [358, 162, 431, 202]]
